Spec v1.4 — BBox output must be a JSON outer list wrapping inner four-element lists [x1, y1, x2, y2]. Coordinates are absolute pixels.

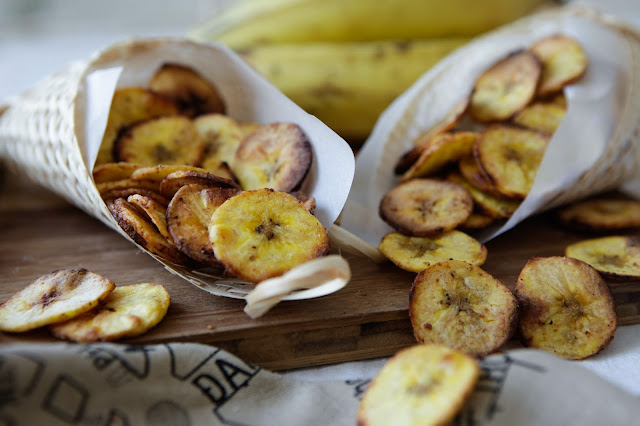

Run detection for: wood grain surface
[[1, 169, 640, 371]]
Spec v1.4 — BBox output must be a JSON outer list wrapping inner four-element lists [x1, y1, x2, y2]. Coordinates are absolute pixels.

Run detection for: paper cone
[[341, 5, 640, 246], [0, 38, 355, 305]]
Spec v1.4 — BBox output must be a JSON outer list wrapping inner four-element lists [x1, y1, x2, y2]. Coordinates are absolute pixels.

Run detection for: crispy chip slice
[[469, 50, 541, 122], [127, 194, 172, 242], [92, 162, 142, 184], [475, 125, 549, 199], [149, 63, 226, 117], [410, 260, 518, 357], [95, 178, 160, 195], [209, 188, 330, 283], [402, 132, 478, 181], [108, 198, 191, 265], [130, 164, 211, 183], [167, 184, 240, 266], [357, 344, 479, 426], [566, 236, 640, 282], [458, 211, 495, 231], [115, 116, 204, 167], [101, 188, 170, 207], [379, 230, 487, 273], [159, 169, 241, 198], [515, 256, 617, 359], [234, 123, 312, 192], [97, 88, 179, 165], [380, 179, 473, 236], [557, 198, 640, 232], [512, 100, 567, 134], [194, 113, 250, 172], [447, 172, 520, 219], [50, 283, 170, 342], [0, 269, 115, 333], [458, 155, 496, 193], [531, 34, 587, 97]]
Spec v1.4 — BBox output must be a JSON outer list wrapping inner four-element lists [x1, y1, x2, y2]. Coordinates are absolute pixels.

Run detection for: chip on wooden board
[[531, 34, 588, 97], [566, 236, 640, 282], [379, 179, 473, 236], [0, 269, 115, 333], [357, 344, 479, 426], [410, 260, 518, 358], [557, 198, 640, 232], [515, 256, 617, 360], [49, 283, 170, 342], [379, 231, 487, 273]]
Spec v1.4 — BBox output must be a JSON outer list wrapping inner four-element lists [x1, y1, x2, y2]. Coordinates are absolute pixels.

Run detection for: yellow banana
[[191, 0, 551, 49], [239, 38, 469, 142]]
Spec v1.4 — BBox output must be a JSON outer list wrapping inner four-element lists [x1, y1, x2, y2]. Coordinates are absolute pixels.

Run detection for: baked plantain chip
[[97, 88, 179, 165], [149, 63, 226, 117], [130, 164, 211, 184], [95, 178, 160, 195], [167, 184, 240, 266], [126, 194, 172, 242], [108, 197, 191, 265], [49, 283, 170, 342], [101, 188, 170, 207], [0, 269, 115, 333], [458, 154, 496, 193], [566, 236, 640, 282], [410, 260, 518, 357], [357, 344, 479, 426], [114, 116, 204, 167], [556, 198, 640, 232], [458, 211, 495, 231], [531, 34, 588, 97], [402, 132, 478, 181], [469, 50, 541, 122], [194, 113, 254, 174], [379, 230, 487, 273], [234, 123, 312, 192], [447, 172, 520, 219], [92, 162, 141, 184], [515, 256, 617, 360], [159, 169, 241, 198], [512, 100, 567, 134], [379, 179, 473, 236], [474, 125, 549, 199], [209, 188, 330, 283]]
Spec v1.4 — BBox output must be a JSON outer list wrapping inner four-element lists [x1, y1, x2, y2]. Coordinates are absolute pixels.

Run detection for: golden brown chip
[[458, 154, 496, 193], [469, 50, 541, 122], [402, 132, 478, 180], [566, 236, 640, 282], [194, 113, 250, 173], [234, 122, 312, 192], [96, 88, 179, 165], [531, 34, 588, 97], [516, 256, 617, 360], [512, 100, 567, 134], [474, 125, 549, 199], [209, 188, 330, 283], [101, 188, 170, 207], [357, 344, 479, 426], [379, 230, 487, 273], [49, 283, 170, 342], [159, 169, 241, 198], [410, 260, 518, 357], [92, 162, 142, 184], [557, 198, 640, 232], [149, 63, 226, 117], [0, 269, 115, 333], [126, 194, 172, 242], [289, 191, 316, 213], [108, 197, 191, 265], [95, 178, 160, 195], [130, 164, 211, 184], [380, 179, 473, 236], [114, 116, 204, 167], [166, 184, 240, 266], [447, 172, 520, 219], [458, 211, 495, 231]]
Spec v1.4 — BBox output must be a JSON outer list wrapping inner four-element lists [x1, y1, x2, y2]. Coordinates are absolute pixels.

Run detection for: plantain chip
[[531, 34, 588, 97], [194, 113, 255, 174], [127, 194, 172, 242], [566, 236, 640, 282], [92, 162, 142, 184], [447, 172, 520, 219], [512, 100, 567, 134], [402, 132, 478, 181], [130, 164, 211, 184], [557, 198, 640, 232], [159, 169, 241, 198]]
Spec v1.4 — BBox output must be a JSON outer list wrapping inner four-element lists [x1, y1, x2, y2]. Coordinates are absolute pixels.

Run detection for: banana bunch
[[190, 0, 552, 143]]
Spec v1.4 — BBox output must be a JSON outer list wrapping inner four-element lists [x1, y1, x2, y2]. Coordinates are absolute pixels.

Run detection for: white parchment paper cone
[[341, 5, 640, 246], [0, 37, 355, 303]]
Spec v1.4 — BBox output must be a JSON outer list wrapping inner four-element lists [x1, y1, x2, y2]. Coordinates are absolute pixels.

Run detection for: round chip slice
[[566, 236, 640, 282], [515, 256, 617, 360], [159, 169, 241, 198], [92, 162, 142, 184], [379, 179, 473, 236], [402, 132, 478, 180], [475, 125, 549, 199], [469, 50, 541, 122], [410, 260, 518, 357], [194, 113, 250, 171], [447, 172, 520, 219], [512, 101, 567, 134], [49, 283, 170, 342], [127, 194, 172, 242], [379, 231, 487, 273], [531, 34, 588, 97], [0, 269, 115, 333], [557, 198, 640, 232], [357, 344, 479, 426], [209, 188, 330, 283], [234, 122, 312, 192]]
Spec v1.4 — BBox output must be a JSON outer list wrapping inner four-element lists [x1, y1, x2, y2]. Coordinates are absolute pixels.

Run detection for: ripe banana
[[191, 0, 551, 49]]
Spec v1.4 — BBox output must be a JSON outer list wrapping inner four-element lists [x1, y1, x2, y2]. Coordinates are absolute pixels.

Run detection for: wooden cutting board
[[2, 171, 640, 371]]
